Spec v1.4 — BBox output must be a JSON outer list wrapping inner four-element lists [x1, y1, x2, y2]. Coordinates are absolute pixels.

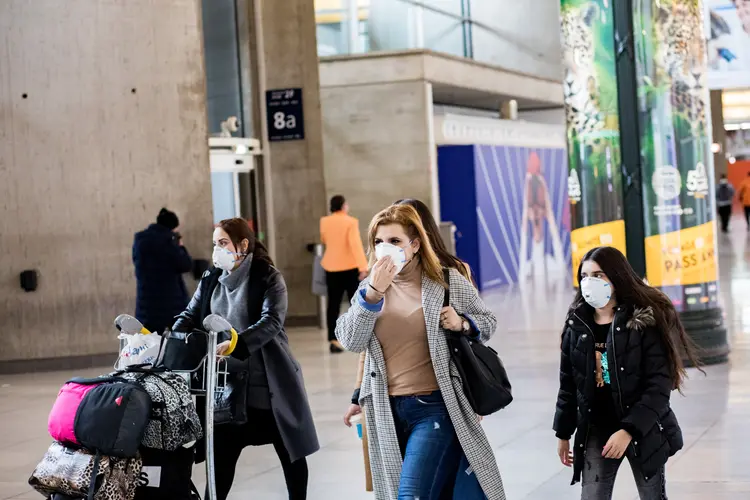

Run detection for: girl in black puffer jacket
[[553, 246, 702, 500]]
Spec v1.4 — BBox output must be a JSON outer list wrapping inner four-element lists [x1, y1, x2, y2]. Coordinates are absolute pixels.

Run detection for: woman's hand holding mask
[[365, 256, 398, 303]]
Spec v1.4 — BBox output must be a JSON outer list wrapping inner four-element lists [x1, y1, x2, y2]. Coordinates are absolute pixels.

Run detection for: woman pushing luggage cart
[[168, 218, 319, 500]]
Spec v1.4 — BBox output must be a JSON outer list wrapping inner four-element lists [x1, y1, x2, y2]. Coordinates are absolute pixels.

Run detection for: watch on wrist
[[461, 318, 470, 333]]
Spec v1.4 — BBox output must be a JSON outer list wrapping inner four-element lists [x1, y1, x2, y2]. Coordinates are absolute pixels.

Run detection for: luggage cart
[[115, 317, 230, 500]]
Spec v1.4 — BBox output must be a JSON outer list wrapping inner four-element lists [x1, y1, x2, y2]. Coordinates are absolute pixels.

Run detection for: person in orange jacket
[[738, 172, 750, 229], [320, 195, 368, 353]]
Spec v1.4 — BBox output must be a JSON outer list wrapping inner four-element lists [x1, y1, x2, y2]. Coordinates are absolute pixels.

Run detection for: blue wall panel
[[437, 146, 479, 280], [438, 144, 571, 291]]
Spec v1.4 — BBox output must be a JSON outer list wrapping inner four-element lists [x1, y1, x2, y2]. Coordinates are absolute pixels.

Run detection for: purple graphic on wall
[[438, 144, 571, 290]]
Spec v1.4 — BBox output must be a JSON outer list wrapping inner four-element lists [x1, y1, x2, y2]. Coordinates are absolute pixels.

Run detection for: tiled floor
[[3, 221, 750, 499]]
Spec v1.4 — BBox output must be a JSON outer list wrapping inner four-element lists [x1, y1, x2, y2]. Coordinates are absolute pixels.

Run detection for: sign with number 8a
[[266, 88, 305, 141], [273, 111, 297, 130]]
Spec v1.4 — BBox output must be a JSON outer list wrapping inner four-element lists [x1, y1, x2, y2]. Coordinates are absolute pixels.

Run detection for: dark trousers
[[718, 205, 732, 232], [326, 269, 360, 342], [213, 409, 308, 500], [744, 206, 750, 228]]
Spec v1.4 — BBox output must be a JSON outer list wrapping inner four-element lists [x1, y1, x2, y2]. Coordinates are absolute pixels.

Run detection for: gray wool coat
[[173, 259, 319, 463], [336, 268, 506, 500]]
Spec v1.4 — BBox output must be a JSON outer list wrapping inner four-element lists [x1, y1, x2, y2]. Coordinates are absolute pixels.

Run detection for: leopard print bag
[[116, 370, 202, 451], [29, 442, 142, 500]]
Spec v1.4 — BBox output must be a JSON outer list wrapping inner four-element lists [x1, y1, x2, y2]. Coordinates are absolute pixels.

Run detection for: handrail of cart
[[116, 329, 230, 396], [204, 329, 219, 500]]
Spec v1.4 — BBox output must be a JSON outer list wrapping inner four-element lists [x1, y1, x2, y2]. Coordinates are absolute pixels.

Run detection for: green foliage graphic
[[560, 0, 625, 230]]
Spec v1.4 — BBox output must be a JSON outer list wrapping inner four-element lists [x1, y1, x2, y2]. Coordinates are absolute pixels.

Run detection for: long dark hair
[[572, 246, 702, 391], [394, 198, 473, 283], [217, 218, 274, 267]]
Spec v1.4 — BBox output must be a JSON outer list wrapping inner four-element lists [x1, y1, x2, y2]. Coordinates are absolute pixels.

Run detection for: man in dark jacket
[[133, 208, 193, 333], [716, 174, 735, 232]]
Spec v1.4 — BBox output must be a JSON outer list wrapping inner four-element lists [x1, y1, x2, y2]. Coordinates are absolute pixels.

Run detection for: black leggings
[[212, 409, 308, 500]]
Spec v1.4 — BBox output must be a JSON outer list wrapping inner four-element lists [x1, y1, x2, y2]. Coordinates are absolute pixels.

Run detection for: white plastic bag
[[117, 333, 161, 369]]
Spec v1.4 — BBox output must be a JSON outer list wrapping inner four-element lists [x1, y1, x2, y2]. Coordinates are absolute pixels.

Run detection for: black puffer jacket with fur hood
[[553, 304, 684, 485]]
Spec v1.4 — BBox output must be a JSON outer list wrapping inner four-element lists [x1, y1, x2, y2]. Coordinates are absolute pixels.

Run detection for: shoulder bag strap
[[442, 268, 450, 307], [67, 375, 128, 385], [112, 365, 167, 376], [87, 452, 101, 500], [198, 269, 222, 323]]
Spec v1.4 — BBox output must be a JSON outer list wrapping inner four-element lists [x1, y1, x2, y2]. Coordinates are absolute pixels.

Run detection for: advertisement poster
[[559, 0, 627, 285], [633, 0, 719, 311], [705, 0, 750, 89], [473, 145, 571, 289]]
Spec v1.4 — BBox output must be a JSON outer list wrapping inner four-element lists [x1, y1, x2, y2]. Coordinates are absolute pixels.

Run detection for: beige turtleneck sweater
[[373, 258, 439, 396]]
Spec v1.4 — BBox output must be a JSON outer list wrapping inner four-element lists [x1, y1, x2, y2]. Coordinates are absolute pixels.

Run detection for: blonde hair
[[367, 204, 446, 287]]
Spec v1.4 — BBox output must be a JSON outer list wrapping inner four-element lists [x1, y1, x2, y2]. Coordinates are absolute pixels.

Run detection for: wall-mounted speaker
[[20, 270, 38, 292]]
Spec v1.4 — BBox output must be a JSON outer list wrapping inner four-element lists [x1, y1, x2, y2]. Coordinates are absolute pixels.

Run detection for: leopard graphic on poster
[[633, 0, 720, 311], [559, 0, 627, 286]]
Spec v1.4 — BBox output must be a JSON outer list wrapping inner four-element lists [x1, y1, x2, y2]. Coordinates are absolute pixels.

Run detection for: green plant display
[[560, 0, 627, 279]]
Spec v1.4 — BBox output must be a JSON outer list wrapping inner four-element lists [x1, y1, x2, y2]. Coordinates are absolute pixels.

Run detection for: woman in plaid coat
[[336, 204, 506, 500]]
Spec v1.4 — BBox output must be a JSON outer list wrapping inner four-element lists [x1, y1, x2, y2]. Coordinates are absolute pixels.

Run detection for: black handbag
[[213, 357, 249, 426], [156, 329, 208, 372], [443, 269, 512, 416], [158, 325, 248, 427]]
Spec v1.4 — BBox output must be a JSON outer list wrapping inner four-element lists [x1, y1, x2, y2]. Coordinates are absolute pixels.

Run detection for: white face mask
[[212, 246, 243, 272], [374, 242, 408, 273], [580, 277, 613, 309]]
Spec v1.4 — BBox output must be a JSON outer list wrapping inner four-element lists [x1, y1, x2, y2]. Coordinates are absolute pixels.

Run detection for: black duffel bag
[[135, 445, 200, 500], [51, 375, 152, 458], [443, 269, 512, 416]]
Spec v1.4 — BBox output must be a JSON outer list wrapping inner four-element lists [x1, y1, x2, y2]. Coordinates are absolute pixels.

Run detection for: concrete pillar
[[500, 100, 518, 120], [319, 79, 436, 242], [0, 0, 212, 370], [247, 0, 327, 323]]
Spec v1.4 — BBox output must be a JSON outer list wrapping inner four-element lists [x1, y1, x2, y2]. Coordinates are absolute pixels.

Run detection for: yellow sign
[[570, 220, 627, 286], [644, 222, 717, 288], [315, 0, 370, 23]]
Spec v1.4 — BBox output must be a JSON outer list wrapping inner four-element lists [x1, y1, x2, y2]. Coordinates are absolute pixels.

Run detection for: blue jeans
[[390, 391, 486, 500]]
